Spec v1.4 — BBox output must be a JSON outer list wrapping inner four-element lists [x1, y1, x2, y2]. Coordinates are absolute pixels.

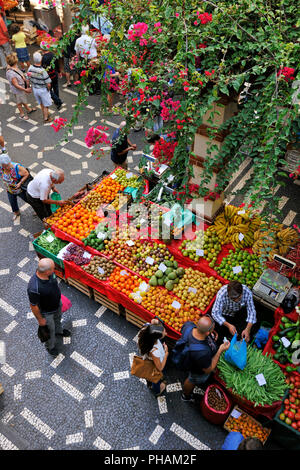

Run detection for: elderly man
[[211, 280, 259, 344], [74, 25, 97, 60], [27, 258, 71, 356], [27, 51, 53, 123], [111, 121, 136, 169], [26, 168, 67, 221], [178, 316, 230, 402]]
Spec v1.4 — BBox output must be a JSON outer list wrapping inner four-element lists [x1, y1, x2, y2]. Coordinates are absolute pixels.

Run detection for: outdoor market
[[0, 0, 299, 454]]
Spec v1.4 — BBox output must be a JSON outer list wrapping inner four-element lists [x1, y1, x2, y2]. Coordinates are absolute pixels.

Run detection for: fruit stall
[[32, 166, 300, 448]]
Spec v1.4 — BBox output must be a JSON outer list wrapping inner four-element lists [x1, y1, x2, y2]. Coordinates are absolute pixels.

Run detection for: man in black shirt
[[110, 121, 136, 169], [41, 46, 63, 110], [27, 258, 70, 356]]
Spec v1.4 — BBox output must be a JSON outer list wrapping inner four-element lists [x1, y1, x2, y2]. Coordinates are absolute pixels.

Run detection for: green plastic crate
[[272, 390, 300, 450], [33, 230, 66, 269]]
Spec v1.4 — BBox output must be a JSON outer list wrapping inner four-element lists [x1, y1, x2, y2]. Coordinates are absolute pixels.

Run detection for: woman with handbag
[[6, 52, 36, 120], [0, 152, 31, 220], [137, 319, 169, 397]]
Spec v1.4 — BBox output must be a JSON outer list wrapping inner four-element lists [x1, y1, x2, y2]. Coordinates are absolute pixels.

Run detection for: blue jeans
[[7, 190, 27, 213], [188, 371, 211, 386]]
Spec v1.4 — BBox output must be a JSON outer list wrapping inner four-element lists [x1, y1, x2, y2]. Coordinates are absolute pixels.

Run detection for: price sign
[[171, 300, 181, 309], [110, 173, 117, 179], [126, 172, 133, 179], [97, 232, 106, 240], [196, 249, 204, 256], [84, 252, 92, 259], [145, 257, 154, 265], [232, 266, 243, 274], [98, 267, 105, 275], [238, 233, 244, 241], [237, 210, 246, 215], [255, 373, 267, 386], [140, 218, 147, 224], [231, 409, 241, 419], [157, 187, 164, 201], [120, 270, 129, 276], [158, 263, 167, 273], [139, 282, 149, 292], [188, 287, 197, 294], [281, 337, 291, 348], [126, 240, 135, 246], [46, 235, 55, 243]]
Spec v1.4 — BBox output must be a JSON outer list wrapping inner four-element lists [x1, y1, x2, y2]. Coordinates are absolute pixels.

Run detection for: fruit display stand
[[272, 390, 300, 449], [33, 230, 67, 270], [224, 405, 271, 445]]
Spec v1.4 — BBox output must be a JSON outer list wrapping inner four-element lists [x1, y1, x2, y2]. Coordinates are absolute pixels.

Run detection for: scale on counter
[[252, 254, 296, 309]]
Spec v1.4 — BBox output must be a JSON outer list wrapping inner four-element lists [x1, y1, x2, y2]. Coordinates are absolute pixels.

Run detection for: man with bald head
[[26, 168, 68, 222], [27, 258, 71, 356], [180, 316, 230, 402]]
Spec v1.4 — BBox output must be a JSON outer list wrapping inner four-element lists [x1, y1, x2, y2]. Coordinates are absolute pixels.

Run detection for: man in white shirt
[[26, 169, 67, 221], [74, 25, 97, 60]]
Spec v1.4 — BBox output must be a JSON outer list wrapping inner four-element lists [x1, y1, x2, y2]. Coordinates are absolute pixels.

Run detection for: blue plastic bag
[[224, 333, 247, 370]]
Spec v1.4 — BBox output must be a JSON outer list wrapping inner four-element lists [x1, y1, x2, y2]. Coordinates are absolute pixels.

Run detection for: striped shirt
[[27, 65, 51, 89], [211, 284, 257, 326]]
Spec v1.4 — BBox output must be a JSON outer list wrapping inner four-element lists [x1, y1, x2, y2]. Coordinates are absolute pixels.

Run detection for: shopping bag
[[224, 333, 247, 370], [61, 294, 72, 313], [130, 355, 163, 383], [50, 192, 62, 213]]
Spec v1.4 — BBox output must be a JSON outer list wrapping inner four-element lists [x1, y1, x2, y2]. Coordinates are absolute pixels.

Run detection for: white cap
[[0, 153, 11, 165]]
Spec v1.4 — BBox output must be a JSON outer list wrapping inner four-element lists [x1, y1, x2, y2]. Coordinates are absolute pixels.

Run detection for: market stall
[[32, 166, 300, 447]]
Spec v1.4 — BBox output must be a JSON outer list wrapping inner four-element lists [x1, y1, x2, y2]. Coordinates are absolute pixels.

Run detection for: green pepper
[[272, 335, 280, 342]]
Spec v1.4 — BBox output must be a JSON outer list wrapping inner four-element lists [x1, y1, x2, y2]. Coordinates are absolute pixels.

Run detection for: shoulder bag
[[15, 163, 33, 191], [131, 355, 163, 383]]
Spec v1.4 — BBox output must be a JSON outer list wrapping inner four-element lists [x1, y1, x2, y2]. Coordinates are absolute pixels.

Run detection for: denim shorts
[[188, 371, 210, 386]]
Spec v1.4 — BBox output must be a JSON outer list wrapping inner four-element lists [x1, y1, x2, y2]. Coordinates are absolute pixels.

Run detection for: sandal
[[44, 116, 53, 123], [13, 212, 20, 220], [19, 114, 29, 120], [155, 383, 166, 397], [27, 108, 37, 114]]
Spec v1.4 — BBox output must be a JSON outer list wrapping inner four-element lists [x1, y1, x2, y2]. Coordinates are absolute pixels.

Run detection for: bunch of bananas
[[253, 224, 299, 259], [213, 205, 261, 249]]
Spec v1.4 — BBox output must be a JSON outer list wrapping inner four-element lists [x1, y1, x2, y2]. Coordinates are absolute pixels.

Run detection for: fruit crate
[[125, 309, 146, 329], [93, 289, 123, 315], [33, 230, 65, 269], [272, 390, 300, 450], [224, 405, 271, 445], [67, 277, 93, 298]]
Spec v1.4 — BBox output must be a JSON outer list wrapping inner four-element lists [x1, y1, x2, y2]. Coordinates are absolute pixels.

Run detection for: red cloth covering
[[214, 370, 282, 419], [263, 306, 299, 376]]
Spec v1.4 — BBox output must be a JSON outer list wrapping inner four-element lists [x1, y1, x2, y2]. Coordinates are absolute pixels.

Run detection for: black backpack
[[171, 324, 206, 370]]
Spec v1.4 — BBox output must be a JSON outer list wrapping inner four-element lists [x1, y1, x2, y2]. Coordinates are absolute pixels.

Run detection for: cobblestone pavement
[[0, 50, 292, 450]]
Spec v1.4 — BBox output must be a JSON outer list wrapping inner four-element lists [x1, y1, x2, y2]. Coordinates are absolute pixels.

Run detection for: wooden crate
[[224, 405, 271, 445], [67, 277, 93, 298], [125, 309, 146, 329], [93, 289, 123, 315]]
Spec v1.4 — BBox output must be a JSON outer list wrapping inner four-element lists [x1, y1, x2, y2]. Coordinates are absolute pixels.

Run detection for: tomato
[[297, 421, 300, 428], [292, 422, 298, 430], [288, 412, 295, 420], [279, 413, 286, 421], [289, 406, 297, 411], [295, 413, 300, 420], [290, 396, 296, 403], [284, 399, 290, 405]]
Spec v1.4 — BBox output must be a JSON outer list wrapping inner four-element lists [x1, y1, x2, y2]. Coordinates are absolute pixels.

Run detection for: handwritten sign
[[46, 234, 55, 243], [158, 263, 167, 273], [196, 249, 204, 256], [145, 257, 154, 265], [232, 266, 243, 274], [238, 233, 244, 241], [98, 267, 105, 275], [97, 232, 106, 240], [126, 240, 135, 246], [171, 300, 181, 310], [256, 373, 267, 386], [188, 287, 197, 294]]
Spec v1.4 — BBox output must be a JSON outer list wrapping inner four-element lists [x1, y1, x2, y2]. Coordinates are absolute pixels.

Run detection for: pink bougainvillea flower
[[183, 86, 189, 91], [51, 118, 67, 132], [194, 21, 198, 25], [74, 81, 81, 85], [175, 13, 179, 17]]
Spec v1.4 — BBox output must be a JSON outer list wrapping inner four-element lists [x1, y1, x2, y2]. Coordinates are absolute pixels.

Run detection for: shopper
[[27, 258, 71, 357], [6, 53, 36, 120], [41, 44, 63, 110], [0, 10, 11, 69], [222, 433, 263, 450], [0, 152, 30, 220], [104, 62, 120, 113], [74, 25, 97, 60], [137, 318, 168, 397], [111, 121, 136, 170], [10, 23, 30, 70], [26, 168, 67, 221], [27, 51, 53, 123], [178, 316, 230, 402], [63, 33, 78, 87], [0, 122, 6, 152], [211, 281, 259, 344]]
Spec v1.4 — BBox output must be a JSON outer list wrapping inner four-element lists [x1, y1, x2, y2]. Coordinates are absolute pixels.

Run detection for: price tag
[[238, 233, 244, 241], [157, 186, 164, 202], [140, 218, 147, 224], [126, 172, 133, 179], [167, 175, 175, 183], [84, 252, 92, 259], [232, 266, 243, 274], [120, 270, 129, 276], [196, 249, 204, 256], [98, 267, 105, 275], [139, 282, 149, 292], [237, 210, 246, 215], [97, 232, 106, 239], [111, 173, 117, 179], [46, 234, 55, 243], [231, 409, 241, 419], [145, 257, 154, 265], [158, 263, 167, 273], [126, 240, 135, 246], [256, 373, 267, 386], [281, 337, 291, 348], [188, 287, 197, 294], [171, 300, 181, 309]]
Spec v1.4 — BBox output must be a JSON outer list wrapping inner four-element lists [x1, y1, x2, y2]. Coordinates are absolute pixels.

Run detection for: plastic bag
[[50, 192, 62, 213], [61, 294, 72, 313], [224, 333, 247, 370]]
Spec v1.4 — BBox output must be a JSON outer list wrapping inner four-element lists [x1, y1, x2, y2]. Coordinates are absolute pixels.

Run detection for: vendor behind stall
[[211, 281, 259, 344]]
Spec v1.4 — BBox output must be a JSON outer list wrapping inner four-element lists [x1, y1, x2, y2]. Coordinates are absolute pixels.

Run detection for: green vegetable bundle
[[36, 231, 68, 255], [217, 345, 288, 407]]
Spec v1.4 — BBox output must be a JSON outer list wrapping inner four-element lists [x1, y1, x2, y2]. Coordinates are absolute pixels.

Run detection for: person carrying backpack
[[172, 316, 230, 402]]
